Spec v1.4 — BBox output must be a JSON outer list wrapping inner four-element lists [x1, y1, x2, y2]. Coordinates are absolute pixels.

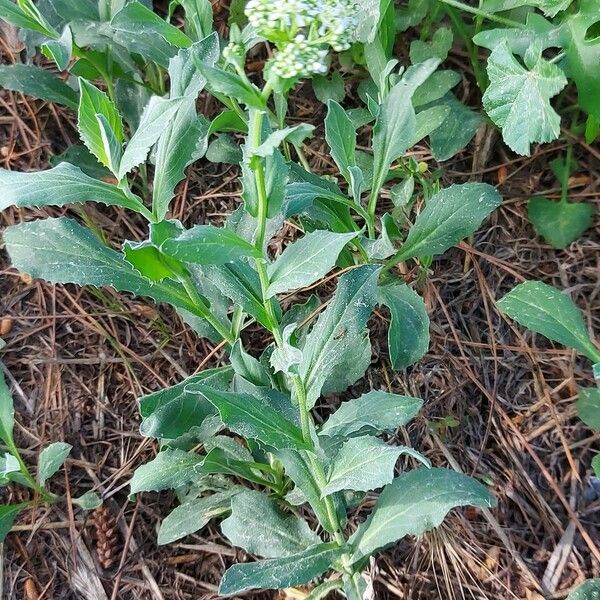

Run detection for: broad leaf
[[395, 183, 501, 261], [498, 281, 600, 362], [0, 370, 15, 447], [266, 230, 357, 298], [221, 490, 321, 558], [139, 368, 233, 439], [323, 436, 430, 496], [482, 42, 567, 155], [0, 0, 56, 36], [528, 197, 595, 249], [168, 33, 219, 97], [0, 503, 29, 543], [77, 79, 124, 174], [0, 163, 146, 214], [230, 341, 270, 388], [200, 448, 272, 485], [320, 391, 422, 439], [37, 442, 72, 486], [379, 283, 430, 370], [130, 449, 203, 494], [325, 100, 356, 182], [299, 265, 380, 408], [161, 224, 262, 264], [219, 543, 346, 595], [350, 468, 496, 562], [0, 64, 78, 109], [158, 489, 238, 545], [196, 64, 264, 109], [118, 96, 184, 178], [576, 388, 600, 430], [191, 386, 309, 450]]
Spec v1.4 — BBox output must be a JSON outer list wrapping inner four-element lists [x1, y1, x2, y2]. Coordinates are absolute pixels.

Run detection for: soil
[[0, 9, 599, 600]]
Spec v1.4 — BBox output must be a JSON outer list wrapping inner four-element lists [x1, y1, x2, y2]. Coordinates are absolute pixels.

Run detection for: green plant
[[0, 1, 502, 596], [499, 281, 600, 476], [567, 579, 600, 599], [0, 364, 101, 539]]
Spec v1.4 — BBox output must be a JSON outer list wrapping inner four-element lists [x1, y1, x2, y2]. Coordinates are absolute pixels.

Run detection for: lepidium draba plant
[[0, 1, 501, 597]]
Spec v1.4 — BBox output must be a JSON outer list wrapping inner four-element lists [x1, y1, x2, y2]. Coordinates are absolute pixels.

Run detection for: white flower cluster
[[245, 0, 357, 79]]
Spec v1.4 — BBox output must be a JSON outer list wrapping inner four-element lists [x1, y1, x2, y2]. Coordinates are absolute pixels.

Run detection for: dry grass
[[1, 14, 599, 600]]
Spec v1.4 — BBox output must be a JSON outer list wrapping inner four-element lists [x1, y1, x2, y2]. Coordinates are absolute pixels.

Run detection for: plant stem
[[437, 0, 525, 28]]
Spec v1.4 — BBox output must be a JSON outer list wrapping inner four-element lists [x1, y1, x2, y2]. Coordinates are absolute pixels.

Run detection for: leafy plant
[[0, 364, 101, 541], [499, 281, 600, 475], [0, 1, 503, 596], [567, 579, 600, 599]]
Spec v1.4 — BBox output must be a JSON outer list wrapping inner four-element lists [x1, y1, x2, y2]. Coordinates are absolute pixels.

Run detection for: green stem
[[366, 173, 385, 239], [437, 0, 525, 28]]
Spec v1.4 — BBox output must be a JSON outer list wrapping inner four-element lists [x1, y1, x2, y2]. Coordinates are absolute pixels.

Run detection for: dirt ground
[[0, 14, 599, 600]]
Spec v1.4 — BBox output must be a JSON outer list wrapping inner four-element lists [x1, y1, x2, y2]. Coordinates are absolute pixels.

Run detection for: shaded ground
[[1, 14, 599, 600]]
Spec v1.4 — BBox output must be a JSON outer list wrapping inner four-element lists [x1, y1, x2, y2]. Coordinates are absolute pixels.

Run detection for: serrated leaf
[[0, 64, 78, 109], [192, 386, 309, 450], [139, 367, 233, 439], [266, 230, 357, 298], [319, 391, 422, 439], [42, 25, 72, 71], [0, 370, 15, 447], [350, 468, 496, 562], [219, 543, 346, 595], [299, 265, 380, 408], [325, 100, 356, 182], [37, 442, 72, 486], [395, 183, 501, 261], [0, 503, 29, 542], [482, 41, 567, 155], [576, 388, 600, 430], [498, 281, 600, 362], [78, 79, 124, 173], [0, 163, 146, 213], [323, 436, 430, 496], [158, 489, 238, 545], [3, 217, 213, 322], [528, 197, 596, 249], [567, 579, 600, 600], [379, 283, 430, 369], [221, 490, 321, 558], [161, 224, 262, 265], [130, 449, 203, 494]]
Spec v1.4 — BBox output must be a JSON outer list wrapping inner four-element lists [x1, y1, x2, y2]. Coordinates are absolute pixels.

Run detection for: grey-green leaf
[[320, 391, 422, 439], [498, 281, 600, 362], [0, 370, 15, 447], [191, 386, 308, 450], [0, 163, 146, 214], [0, 64, 78, 109], [221, 490, 321, 558], [299, 265, 380, 408], [395, 183, 501, 261], [567, 579, 600, 600], [350, 468, 496, 562], [158, 489, 238, 545], [0, 503, 29, 543], [323, 436, 430, 496], [37, 442, 72, 486], [219, 543, 346, 596], [379, 283, 430, 369], [130, 449, 203, 494], [577, 388, 600, 430], [266, 230, 357, 298], [325, 100, 356, 182]]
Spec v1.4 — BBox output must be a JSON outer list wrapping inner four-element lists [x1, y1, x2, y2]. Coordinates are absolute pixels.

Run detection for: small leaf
[[312, 72, 345, 104], [221, 490, 321, 558], [379, 283, 430, 369], [37, 442, 72, 486], [253, 124, 315, 158], [118, 96, 184, 179], [161, 224, 262, 265], [196, 64, 264, 109], [230, 341, 270, 387], [395, 183, 501, 261], [219, 543, 346, 596], [567, 579, 600, 600], [158, 489, 238, 545], [410, 27, 453, 63], [270, 324, 303, 376], [498, 281, 600, 362], [0, 369, 15, 447], [266, 230, 357, 298], [576, 388, 600, 430], [41, 25, 72, 71], [350, 468, 496, 562], [192, 386, 309, 450], [528, 197, 596, 249], [200, 447, 272, 485], [320, 391, 422, 439], [325, 100, 356, 182], [130, 449, 203, 494], [299, 265, 380, 408], [0, 0, 57, 36], [482, 41, 567, 155], [77, 79, 124, 173], [323, 436, 430, 496], [72, 491, 103, 510], [0, 503, 29, 542], [0, 64, 78, 109]]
